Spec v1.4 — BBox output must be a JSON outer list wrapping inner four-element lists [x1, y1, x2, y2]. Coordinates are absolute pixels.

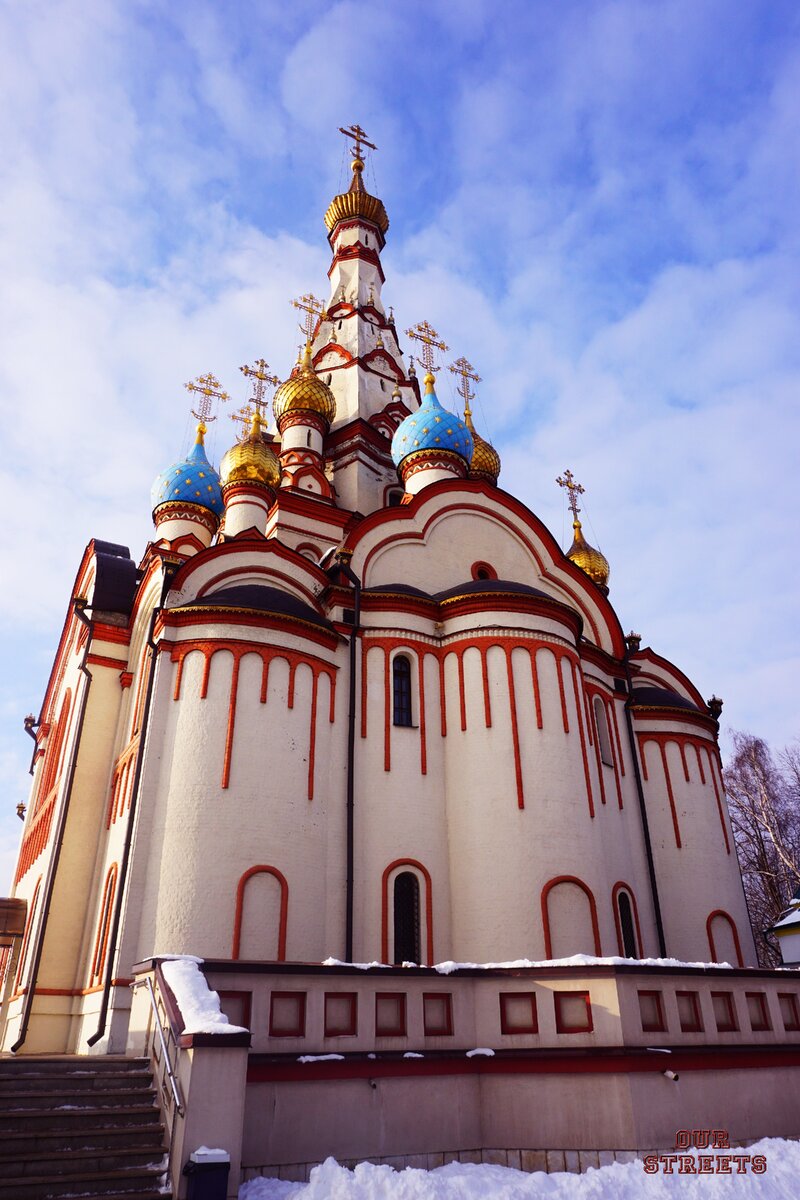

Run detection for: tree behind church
[[725, 731, 800, 966]]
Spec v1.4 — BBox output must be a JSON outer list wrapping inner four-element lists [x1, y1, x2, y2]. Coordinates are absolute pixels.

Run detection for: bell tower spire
[[311, 126, 418, 513]]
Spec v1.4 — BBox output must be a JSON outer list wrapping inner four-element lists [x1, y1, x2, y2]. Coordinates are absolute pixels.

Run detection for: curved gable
[[344, 481, 626, 657]]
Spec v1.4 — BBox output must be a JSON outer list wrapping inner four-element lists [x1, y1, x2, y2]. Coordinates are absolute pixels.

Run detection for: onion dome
[[567, 519, 610, 590], [220, 411, 280, 490], [150, 425, 223, 517], [391, 374, 473, 468], [464, 409, 501, 483], [273, 344, 336, 429], [324, 154, 389, 236]]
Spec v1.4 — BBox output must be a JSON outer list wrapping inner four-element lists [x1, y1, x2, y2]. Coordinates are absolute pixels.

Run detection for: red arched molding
[[90, 863, 118, 984], [232, 865, 289, 961], [541, 875, 602, 959], [706, 909, 744, 967], [37, 689, 73, 811], [295, 543, 323, 562], [471, 560, 498, 581], [15, 876, 42, 991], [381, 858, 434, 965], [611, 881, 643, 957]]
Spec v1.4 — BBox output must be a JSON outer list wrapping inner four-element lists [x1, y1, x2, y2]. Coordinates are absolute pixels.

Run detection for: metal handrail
[[131, 976, 184, 1116]]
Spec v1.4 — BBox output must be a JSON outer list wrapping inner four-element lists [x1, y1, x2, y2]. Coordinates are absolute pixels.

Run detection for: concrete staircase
[[0, 1055, 171, 1199]]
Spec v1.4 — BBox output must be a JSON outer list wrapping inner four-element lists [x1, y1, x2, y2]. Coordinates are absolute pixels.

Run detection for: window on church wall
[[499, 992, 538, 1034], [423, 992, 453, 1036], [324, 992, 358, 1037], [778, 992, 800, 1032], [392, 655, 413, 727], [637, 990, 667, 1033], [711, 991, 738, 1033], [745, 991, 771, 1032], [593, 697, 613, 766], [554, 991, 593, 1034], [393, 871, 421, 964], [616, 890, 638, 957], [269, 991, 306, 1037], [219, 990, 252, 1030], [375, 992, 407, 1036], [90, 865, 118, 986]]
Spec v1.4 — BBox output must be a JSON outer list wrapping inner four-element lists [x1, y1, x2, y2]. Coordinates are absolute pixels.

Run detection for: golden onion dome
[[567, 520, 610, 590], [273, 344, 336, 428], [464, 410, 501, 483], [220, 412, 281, 490], [324, 155, 389, 236]]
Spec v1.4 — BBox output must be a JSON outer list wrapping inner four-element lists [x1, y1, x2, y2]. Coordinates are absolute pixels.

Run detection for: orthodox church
[[3, 128, 794, 1189]]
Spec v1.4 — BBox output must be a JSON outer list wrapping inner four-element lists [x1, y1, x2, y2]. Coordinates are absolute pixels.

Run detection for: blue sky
[[1, 0, 799, 887]]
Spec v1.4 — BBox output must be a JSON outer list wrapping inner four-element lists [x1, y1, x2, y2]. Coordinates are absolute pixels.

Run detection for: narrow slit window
[[617, 890, 638, 957], [593, 697, 613, 766], [393, 871, 421, 964], [392, 655, 413, 727]]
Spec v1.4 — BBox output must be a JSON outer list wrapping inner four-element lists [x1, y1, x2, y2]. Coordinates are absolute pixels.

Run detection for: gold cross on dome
[[557, 469, 586, 519], [240, 358, 280, 421], [448, 356, 481, 418], [230, 403, 259, 441], [338, 123, 377, 160], [184, 372, 231, 426], [405, 320, 449, 374], [291, 293, 324, 343]]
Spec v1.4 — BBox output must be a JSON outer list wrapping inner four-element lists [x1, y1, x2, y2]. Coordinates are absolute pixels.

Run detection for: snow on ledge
[[323, 953, 739, 973], [159, 956, 249, 1035]]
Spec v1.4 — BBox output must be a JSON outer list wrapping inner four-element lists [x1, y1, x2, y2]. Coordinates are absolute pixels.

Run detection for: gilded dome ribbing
[[464, 410, 501, 483], [324, 156, 389, 236], [273, 346, 336, 428], [220, 413, 281, 490], [567, 520, 610, 590]]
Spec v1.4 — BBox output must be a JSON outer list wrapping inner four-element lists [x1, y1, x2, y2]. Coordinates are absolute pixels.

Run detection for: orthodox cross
[[184, 372, 231, 428], [404, 320, 449, 374], [557, 469, 585, 519], [448, 356, 481, 420], [240, 359, 280, 421], [291, 293, 325, 343], [338, 123, 377, 160]]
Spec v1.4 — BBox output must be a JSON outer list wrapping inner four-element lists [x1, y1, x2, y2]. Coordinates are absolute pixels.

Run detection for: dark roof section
[[435, 579, 553, 603], [186, 585, 331, 630], [365, 579, 555, 604], [92, 546, 137, 617], [631, 686, 702, 712]]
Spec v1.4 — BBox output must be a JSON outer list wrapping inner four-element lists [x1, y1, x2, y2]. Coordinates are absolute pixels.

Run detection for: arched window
[[617, 890, 637, 957], [392, 655, 412, 726], [393, 872, 420, 964], [593, 697, 613, 766]]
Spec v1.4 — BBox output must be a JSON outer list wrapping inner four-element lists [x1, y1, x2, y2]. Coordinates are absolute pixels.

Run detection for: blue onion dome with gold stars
[[150, 425, 224, 517], [391, 373, 474, 467]]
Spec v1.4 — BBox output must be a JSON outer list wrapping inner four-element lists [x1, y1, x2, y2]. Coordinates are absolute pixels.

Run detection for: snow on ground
[[239, 1140, 800, 1199]]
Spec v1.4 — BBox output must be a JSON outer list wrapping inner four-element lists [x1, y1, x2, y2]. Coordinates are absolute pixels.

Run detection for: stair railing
[[130, 973, 184, 1119]]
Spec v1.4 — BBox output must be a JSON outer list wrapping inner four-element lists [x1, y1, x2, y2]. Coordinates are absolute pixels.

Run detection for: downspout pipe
[[11, 598, 94, 1053], [88, 565, 177, 1047], [622, 646, 667, 959], [333, 549, 361, 963]]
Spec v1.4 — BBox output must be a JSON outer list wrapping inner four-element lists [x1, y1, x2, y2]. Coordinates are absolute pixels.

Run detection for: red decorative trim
[[232, 866, 289, 961], [481, 646, 492, 728], [324, 991, 358, 1037], [609, 699, 626, 778], [530, 651, 542, 730], [457, 651, 467, 732], [541, 876, 602, 959], [568, 660, 595, 819], [375, 991, 407, 1036], [706, 910, 744, 967], [93, 622, 132, 646], [86, 652, 128, 671], [423, 992, 454, 1036], [90, 863, 118, 985], [629, 647, 707, 710], [415, 647, 428, 775], [222, 653, 240, 789], [505, 648, 524, 809], [159, 607, 338, 651], [637, 989, 667, 1033], [556, 656, 570, 733], [383, 647, 391, 772], [399, 449, 468, 483], [120, 671, 133, 689], [381, 858, 434, 965], [499, 991, 538, 1034], [676, 989, 703, 1032], [611, 882, 643, 957], [269, 990, 306, 1037], [247, 1044, 800, 1084]]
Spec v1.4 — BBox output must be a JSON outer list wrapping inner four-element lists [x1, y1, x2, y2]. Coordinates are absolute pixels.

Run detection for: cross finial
[[291, 293, 324, 343], [338, 123, 377, 161], [557, 469, 586, 520], [230, 403, 260, 441], [448, 356, 481, 421], [405, 320, 449, 375], [240, 358, 280, 423], [184, 372, 231, 428]]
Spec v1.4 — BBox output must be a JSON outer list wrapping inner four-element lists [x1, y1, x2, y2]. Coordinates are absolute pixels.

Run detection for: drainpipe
[[23, 714, 39, 776], [11, 598, 94, 1053], [622, 637, 667, 958], [88, 565, 177, 1047], [333, 549, 361, 963]]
